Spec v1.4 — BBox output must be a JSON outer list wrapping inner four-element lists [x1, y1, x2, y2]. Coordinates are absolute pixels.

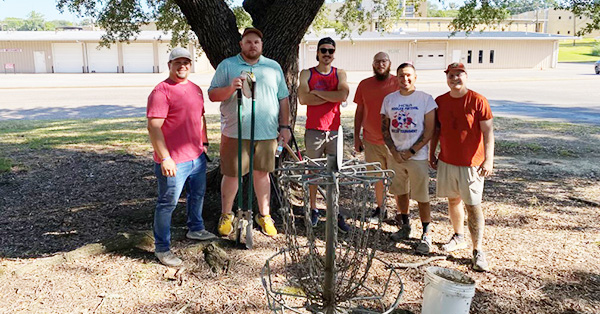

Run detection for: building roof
[[0, 30, 577, 43], [0, 30, 172, 42], [304, 30, 577, 41]]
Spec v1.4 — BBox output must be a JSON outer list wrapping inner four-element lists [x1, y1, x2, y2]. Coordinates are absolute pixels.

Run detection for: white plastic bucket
[[421, 266, 476, 314]]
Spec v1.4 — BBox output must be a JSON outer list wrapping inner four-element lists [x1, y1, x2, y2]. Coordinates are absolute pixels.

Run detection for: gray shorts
[[304, 129, 338, 159]]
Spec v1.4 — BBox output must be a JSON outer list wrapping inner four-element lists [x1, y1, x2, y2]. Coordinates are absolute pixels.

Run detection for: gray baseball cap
[[169, 47, 192, 61]]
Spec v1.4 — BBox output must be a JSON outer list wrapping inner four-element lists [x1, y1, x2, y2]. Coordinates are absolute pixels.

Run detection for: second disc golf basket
[[261, 127, 404, 314]]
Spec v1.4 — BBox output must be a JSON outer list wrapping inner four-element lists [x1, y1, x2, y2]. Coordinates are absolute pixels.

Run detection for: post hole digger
[[234, 71, 256, 249]]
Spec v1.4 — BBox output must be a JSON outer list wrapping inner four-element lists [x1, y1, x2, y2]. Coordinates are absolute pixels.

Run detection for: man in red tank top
[[298, 37, 350, 232]]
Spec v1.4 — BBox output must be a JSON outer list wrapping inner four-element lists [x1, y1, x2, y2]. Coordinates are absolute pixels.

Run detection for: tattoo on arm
[[411, 133, 425, 150], [381, 116, 396, 152]]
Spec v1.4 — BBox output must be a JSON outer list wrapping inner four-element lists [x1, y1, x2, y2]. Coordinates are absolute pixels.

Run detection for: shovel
[[235, 71, 256, 249]]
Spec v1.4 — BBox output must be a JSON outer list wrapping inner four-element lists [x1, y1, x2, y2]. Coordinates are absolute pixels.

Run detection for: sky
[[0, 0, 465, 22], [0, 0, 82, 21], [0, 0, 247, 21]]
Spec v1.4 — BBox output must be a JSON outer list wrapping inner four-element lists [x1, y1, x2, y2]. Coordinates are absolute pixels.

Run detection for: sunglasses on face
[[319, 48, 335, 54]]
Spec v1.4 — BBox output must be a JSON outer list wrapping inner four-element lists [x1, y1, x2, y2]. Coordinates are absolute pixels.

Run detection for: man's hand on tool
[[279, 128, 291, 144], [231, 75, 245, 91]]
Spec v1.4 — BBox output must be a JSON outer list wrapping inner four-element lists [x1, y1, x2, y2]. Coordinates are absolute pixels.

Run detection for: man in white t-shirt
[[380, 62, 437, 254]]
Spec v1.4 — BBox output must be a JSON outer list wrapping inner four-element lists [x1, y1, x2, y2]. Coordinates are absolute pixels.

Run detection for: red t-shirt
[[306, 67, 341, 131], [147, 79, 206, 164], [353, 75, 399, 145], [435, 90, 493, 167]]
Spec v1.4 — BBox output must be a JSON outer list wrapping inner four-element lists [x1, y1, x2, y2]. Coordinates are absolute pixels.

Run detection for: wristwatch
[[409, 147, 416, 155]]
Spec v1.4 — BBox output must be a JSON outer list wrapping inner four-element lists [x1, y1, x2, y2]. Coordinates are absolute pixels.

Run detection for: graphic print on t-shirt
[[390, 104, 419, 133]]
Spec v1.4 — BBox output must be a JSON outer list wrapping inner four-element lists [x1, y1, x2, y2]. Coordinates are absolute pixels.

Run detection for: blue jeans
[[153, 154, 207, 253]]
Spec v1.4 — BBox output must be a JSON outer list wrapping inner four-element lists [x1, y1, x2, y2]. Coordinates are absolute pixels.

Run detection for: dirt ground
[[0, 117, 599, 314]]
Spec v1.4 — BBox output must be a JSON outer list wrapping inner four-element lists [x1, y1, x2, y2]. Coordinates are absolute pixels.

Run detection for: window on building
[[569, 16, 572, 19], [558, 16, 561, 19], [467, 50, 472, 63], [557, 31, 560, 34], [568, 30, 571, 34], [490, 50, 495, 63], [580, 16, 582, 19], [478, 50, 483, 63]]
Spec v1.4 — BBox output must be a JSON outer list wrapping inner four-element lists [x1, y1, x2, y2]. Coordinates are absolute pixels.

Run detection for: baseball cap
[[318, 37, 336, 48], [242, 27, 263, 39], [169, 47, 192, 61], [444, 62, 467, 74]]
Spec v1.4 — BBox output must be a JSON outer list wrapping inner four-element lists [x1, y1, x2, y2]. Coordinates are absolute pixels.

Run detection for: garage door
[[122, 43, 154, 73], [158, 43, 170, 73], [87, 44, 118, 73], [415, 43, 446, 70], [52, 43, 84, 73]]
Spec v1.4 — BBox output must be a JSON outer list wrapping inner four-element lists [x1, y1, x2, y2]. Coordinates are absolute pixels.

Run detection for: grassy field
[[558, 38, 600, 62]]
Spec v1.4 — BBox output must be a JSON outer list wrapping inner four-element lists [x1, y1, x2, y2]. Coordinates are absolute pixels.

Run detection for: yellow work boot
[[218, 213, 235, 236], [255, 214, 277, 237]]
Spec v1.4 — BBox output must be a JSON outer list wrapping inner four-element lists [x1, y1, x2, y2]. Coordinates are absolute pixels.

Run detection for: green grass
[[558, 38, 600, 62], [0, 157, 12, 173], [0, 116, 222, 159]]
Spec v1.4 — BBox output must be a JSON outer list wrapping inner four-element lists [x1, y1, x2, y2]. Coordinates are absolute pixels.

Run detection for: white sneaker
[[155, 250, 182, 267]]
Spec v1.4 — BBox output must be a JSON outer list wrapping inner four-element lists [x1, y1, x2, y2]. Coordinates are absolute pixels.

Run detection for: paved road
[[1, 62, 599, 124]]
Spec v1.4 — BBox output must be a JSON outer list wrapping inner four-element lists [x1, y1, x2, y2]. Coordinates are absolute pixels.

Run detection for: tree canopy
[[0, 11, 73, 31]]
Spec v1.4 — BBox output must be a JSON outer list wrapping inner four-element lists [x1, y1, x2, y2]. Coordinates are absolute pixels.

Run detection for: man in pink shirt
[[147, 47, 216, 267]]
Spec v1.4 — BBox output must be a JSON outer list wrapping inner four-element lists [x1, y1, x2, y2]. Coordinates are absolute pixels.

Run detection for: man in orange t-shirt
[[353, 52, 399, 223], [430, 63, 494, 272]]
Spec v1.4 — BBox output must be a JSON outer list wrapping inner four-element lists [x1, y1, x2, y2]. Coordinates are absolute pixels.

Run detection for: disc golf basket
[[261, 146, 404, 314]]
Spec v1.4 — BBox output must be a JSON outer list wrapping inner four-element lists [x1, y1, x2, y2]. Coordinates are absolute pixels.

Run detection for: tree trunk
[[177, 0, 325, 188]]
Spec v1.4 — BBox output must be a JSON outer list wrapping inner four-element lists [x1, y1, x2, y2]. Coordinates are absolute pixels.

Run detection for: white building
[[301, 31, 573, 71], [0, 30, 574, 74]]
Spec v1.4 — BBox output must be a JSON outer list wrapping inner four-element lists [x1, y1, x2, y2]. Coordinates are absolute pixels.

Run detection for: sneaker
[[390, 224, 411, 242], [369, 207, 386, 224], [310, 209, 320, 227], [155, 250, 182, 267], [218, 213, 235, 236], [186, 229, 217, 241], [441, 234, 468, 252], [472, 250, 489, 272], [415, 234, 432, 255], [255, 214, 278, 237], [337, 214, 350, 234]]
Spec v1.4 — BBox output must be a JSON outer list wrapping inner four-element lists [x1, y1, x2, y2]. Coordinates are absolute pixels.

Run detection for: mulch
[[1, 129, 599, 313]]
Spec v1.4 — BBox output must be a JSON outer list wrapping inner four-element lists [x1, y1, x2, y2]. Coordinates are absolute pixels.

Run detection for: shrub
[[592, 42, 600, 56]]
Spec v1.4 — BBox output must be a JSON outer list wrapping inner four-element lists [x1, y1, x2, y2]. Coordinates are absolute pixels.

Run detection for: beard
[[373, 66, 390, 81], [242, 49, 261, 61]]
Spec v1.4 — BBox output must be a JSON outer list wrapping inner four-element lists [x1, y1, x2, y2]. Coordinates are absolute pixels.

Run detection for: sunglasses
[[319, 48, 335, 54]]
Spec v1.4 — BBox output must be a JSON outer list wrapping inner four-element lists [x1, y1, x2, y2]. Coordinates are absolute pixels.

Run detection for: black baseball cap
[[317, 37, 336, 48]]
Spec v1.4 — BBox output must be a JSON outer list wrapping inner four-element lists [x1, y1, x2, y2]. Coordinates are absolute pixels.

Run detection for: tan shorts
[[304, 129, 338, 159], [220, 135, 277, 177], [436, 160, 484, 205], [388, 159, 430, 202], [364, 141, 391, 171]]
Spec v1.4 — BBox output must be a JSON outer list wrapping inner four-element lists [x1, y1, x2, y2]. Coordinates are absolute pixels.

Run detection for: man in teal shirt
[[208, 28, 291, 237]]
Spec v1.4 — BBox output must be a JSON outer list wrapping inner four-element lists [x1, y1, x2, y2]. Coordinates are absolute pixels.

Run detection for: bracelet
[[279, 125, 292, 130], [161, 156, 171, 162], [409, 148, 416, 155]]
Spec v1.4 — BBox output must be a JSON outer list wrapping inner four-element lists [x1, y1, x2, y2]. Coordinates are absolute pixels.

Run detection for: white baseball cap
[[169, 47, 192, 61]]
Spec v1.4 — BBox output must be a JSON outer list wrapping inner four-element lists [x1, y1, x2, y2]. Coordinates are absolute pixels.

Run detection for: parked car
[[596, 60, 600, 74]]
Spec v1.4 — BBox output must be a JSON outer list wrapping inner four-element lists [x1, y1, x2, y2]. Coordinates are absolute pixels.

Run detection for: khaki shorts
[[436, 160, 484, 205], [304, 129, 338, 159], [364, 141, 391, 171], [388, 159, 430, 202], [220, 135, 277, 177]]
